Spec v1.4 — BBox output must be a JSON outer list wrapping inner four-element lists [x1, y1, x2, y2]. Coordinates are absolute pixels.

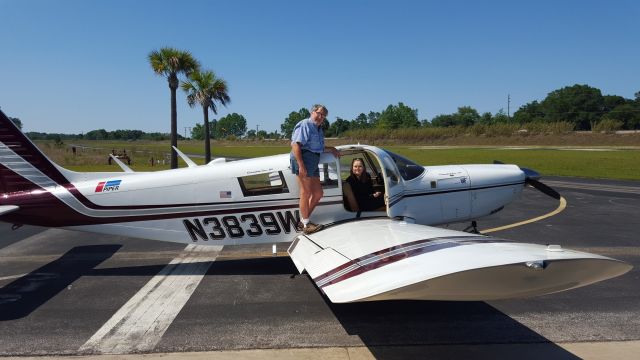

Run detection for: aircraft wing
[[288, 218, 631, 303], [0, 205, 19, 216]]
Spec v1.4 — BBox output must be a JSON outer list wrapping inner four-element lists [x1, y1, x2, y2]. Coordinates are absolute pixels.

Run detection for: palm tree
[[148, 48, 200, 168], [181, 70, 230, 163]]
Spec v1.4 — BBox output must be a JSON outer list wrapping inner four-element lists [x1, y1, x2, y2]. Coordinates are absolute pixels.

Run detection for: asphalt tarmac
[[0, 176, 638, 359]]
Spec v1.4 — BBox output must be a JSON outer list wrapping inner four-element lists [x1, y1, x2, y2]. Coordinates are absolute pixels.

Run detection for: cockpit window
[[382, 150, 425, 181]]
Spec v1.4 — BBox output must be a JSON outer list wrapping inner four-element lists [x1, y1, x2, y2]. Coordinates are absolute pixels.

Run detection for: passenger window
[[238, 171, 289, 196]]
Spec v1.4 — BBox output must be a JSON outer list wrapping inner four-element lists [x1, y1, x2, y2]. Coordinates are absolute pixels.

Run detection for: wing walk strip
[[78, 244, 223, 355]]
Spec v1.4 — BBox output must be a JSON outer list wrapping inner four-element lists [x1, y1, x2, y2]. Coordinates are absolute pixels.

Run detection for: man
[[290, 104, 340, 234]]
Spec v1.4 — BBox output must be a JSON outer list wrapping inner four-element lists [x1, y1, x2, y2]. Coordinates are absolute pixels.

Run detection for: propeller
[[526, 178, 561, 200], [520, 167, 561, 200], [494, 161, 561, 200]]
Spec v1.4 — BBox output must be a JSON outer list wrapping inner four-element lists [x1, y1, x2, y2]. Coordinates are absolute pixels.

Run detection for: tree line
[[280, 84, 640, 138], [11, 83, 640, 146], [24, 129, 176, 141], [201, 84, 640, 139]]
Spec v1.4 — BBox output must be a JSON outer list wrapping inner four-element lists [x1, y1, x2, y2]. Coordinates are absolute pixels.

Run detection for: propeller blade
[[526, 178, 561, 200], [520, 167, 540, 181]]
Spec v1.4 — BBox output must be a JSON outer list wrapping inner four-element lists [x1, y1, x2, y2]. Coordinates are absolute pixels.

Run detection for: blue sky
[[1, 0, 638, 134]]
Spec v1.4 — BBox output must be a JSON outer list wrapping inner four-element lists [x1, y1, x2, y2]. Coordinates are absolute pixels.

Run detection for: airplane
[[0, 110, 632, 303]]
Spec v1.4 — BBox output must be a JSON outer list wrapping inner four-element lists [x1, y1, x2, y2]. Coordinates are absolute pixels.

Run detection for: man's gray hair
[[311, 104, 328, 116]]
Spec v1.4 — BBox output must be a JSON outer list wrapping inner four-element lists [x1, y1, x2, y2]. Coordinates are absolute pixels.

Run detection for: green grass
[[36, 140, 640, 181], [385, 147, 640, 180]]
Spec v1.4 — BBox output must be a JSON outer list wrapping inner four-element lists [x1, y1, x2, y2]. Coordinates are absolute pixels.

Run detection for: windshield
[[382, 150, 425, 181]]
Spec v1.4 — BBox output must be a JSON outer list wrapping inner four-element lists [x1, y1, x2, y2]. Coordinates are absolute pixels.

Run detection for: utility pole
[[183, 127, 192, 139], [507, 94, 511, 119]]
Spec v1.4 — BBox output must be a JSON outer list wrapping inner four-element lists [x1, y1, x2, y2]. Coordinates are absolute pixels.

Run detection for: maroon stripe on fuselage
[[312, 236, 503, 289], [0, 182, 343, 227]]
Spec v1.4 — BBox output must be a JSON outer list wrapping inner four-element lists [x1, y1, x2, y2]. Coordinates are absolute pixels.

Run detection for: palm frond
[[181, 69, 230, 114], [148, 47, 200, 77]]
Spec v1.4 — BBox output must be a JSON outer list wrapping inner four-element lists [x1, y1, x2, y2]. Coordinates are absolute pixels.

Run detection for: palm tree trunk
[[203, 105, 211, 163], [170, 83, 178, 169]]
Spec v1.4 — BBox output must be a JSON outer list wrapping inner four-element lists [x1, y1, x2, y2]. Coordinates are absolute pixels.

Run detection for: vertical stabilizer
[[0, 110, 70, 194]]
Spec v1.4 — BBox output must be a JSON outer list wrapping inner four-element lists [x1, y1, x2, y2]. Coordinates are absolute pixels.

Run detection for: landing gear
[[463, 221, 480, 234]]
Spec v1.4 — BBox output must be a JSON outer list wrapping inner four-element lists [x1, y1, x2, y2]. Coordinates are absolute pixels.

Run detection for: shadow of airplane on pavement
[[0, 245, 121, 320]]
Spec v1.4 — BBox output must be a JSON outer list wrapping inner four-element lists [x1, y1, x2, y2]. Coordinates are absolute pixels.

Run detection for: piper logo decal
[[95, 180, 122, 192]]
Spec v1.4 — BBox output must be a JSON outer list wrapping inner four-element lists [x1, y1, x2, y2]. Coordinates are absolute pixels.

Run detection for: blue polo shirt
[[290, 118, 324, 153]]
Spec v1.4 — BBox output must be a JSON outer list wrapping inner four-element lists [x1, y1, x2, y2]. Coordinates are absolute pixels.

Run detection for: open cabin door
[[374, 151, 404, 218]]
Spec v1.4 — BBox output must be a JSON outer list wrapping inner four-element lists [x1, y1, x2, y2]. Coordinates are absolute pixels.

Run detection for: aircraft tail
[[0, 110, 71, 194]]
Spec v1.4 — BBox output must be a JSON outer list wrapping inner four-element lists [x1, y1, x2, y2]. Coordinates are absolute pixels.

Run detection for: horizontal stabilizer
[[109, 154, 134, 172], [172, 146, 197, 168]]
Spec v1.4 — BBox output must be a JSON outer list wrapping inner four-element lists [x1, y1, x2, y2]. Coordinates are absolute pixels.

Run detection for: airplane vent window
[[382, 150, 425, 181], [238, 171, 289, 196]]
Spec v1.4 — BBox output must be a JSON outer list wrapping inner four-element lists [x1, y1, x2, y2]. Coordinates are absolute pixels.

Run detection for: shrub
[[592, 118, 623, 133], [484, 123, 519, 137]]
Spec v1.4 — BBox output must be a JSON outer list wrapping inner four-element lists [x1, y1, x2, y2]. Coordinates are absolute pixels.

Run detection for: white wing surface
[[288, 218, 632, 303]]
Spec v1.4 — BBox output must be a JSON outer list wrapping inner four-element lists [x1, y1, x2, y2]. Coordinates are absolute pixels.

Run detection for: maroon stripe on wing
[[313, 236, 501, 289]]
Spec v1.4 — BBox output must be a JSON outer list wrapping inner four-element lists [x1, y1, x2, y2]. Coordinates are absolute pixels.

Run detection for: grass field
[[385, 146, 640, 180], [35, 139, 640, 181]]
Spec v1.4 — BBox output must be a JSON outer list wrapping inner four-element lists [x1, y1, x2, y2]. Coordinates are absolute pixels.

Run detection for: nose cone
[[521, 167, 540, 181]]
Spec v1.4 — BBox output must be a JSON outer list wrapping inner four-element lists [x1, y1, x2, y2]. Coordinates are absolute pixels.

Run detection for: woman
[[345, 158, 385, 211]]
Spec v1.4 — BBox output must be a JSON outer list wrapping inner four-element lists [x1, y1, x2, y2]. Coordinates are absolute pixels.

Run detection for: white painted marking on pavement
[[79, 244, 223, 354], [0, 273, 28, 281]]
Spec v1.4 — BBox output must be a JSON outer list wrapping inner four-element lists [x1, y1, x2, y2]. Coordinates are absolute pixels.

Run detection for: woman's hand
[[373, 191, 382, 198]]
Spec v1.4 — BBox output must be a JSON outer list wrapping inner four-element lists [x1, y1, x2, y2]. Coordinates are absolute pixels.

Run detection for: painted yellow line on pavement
[[481, 196, 567, 234]]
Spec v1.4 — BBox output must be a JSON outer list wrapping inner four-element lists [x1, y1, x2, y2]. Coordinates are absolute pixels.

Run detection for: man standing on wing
[[290, 104, 340, 234]]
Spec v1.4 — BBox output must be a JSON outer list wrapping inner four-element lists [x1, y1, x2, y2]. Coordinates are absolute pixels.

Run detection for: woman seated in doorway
[[345, 158, 385, 211]]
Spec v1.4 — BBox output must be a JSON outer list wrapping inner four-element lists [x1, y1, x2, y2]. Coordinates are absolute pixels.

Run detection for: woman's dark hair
[[350, 158, 371, 183]]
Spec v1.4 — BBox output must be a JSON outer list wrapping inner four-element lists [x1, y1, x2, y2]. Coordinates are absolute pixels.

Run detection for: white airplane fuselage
[[1, 144, 524, 245]]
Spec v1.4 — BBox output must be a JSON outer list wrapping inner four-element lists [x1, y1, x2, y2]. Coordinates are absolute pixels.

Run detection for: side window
[[238, 171, 289, 196], [319, 161, 339, 189]]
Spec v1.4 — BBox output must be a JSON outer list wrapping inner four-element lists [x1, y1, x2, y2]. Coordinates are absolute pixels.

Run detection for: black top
[[346, 174, 385, 211]]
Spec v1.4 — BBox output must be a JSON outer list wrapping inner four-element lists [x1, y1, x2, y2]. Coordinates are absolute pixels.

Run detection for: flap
[[287, 235, 351, 276]]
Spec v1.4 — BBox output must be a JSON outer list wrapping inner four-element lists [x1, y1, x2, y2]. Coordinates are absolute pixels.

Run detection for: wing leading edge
[[288, 218, 632, 303]]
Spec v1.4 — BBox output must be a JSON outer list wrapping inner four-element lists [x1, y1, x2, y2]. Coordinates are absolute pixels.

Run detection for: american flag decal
[[220, 191, 232, 198]]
